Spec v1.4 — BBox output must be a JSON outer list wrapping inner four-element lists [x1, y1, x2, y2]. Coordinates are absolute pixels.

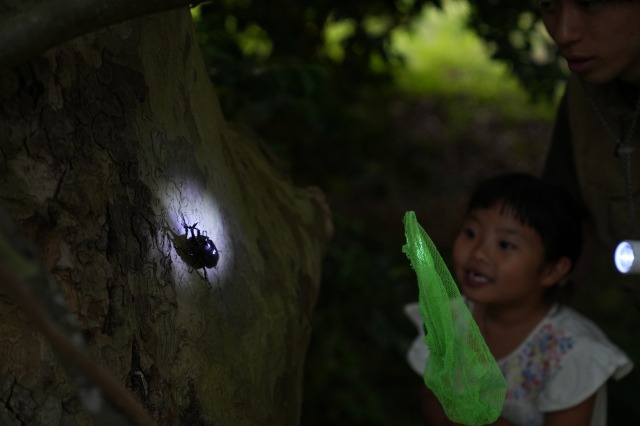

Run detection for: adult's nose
[[544, 4, 584, 49]]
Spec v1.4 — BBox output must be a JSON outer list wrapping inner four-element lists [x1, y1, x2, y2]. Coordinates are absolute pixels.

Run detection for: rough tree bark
[[0, 4, 331, 426]]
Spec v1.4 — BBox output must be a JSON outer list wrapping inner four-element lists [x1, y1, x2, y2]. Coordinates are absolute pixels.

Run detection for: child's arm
[[543, 393, 597, 426]]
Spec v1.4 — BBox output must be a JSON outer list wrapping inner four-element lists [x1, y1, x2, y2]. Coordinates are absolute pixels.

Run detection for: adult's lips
[[562, 55, 595, 74]]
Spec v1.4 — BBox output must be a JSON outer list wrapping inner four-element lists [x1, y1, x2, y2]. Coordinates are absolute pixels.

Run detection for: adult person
[[540, 1, 640, 285]]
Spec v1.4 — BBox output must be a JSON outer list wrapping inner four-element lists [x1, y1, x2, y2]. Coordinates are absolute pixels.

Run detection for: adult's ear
[[542, 256, 572, 288]]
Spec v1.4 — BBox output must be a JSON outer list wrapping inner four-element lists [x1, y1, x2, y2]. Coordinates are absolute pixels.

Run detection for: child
[[405, 173, 633, 426]]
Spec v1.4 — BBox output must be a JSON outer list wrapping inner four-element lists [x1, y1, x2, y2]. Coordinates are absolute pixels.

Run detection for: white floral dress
[[405, 302, 633, 426]]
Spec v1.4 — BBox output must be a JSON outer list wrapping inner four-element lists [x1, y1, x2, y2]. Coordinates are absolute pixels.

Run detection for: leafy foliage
[[390, 1, 555, 120], [467, 0, 566, 100], [193, 0, 439, 185]]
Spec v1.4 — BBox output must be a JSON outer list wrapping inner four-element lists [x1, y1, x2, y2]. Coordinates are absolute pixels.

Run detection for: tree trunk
[[0, 7, 331, 426]]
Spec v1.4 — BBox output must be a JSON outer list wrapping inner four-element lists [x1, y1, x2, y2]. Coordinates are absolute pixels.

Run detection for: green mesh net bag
[[402, 211, 506, 425]]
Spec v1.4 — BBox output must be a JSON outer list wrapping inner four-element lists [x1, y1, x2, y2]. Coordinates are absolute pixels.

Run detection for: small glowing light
[[614, 240, 640, 274]]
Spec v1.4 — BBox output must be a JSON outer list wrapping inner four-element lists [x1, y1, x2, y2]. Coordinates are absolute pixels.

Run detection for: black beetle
[[177, 220, 219, 287]]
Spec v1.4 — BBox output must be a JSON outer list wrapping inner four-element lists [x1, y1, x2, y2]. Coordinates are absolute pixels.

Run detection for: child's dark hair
[[467, 173, 584, 271]]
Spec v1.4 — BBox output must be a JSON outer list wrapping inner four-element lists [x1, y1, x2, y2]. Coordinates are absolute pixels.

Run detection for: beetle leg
[[202, 268, 212, 288], [181, 215, 189, 234]]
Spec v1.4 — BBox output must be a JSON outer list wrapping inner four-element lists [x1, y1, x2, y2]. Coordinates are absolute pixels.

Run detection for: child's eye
[[462, 228, 476, 239]]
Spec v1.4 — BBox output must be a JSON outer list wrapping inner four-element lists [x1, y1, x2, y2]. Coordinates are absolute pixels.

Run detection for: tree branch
[[0, 0, 206, 70]]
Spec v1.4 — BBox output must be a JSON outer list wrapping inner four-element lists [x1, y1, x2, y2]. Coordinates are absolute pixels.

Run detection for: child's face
[[540, 0, 640, 84], [452, 205, 559, 308]]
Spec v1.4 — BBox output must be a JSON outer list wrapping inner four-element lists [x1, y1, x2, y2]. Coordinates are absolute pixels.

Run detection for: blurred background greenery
[[191, 0, 640, 424]]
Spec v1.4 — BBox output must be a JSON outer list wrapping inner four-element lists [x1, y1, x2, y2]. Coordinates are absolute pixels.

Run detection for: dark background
[[192, 1, 640, 424]]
